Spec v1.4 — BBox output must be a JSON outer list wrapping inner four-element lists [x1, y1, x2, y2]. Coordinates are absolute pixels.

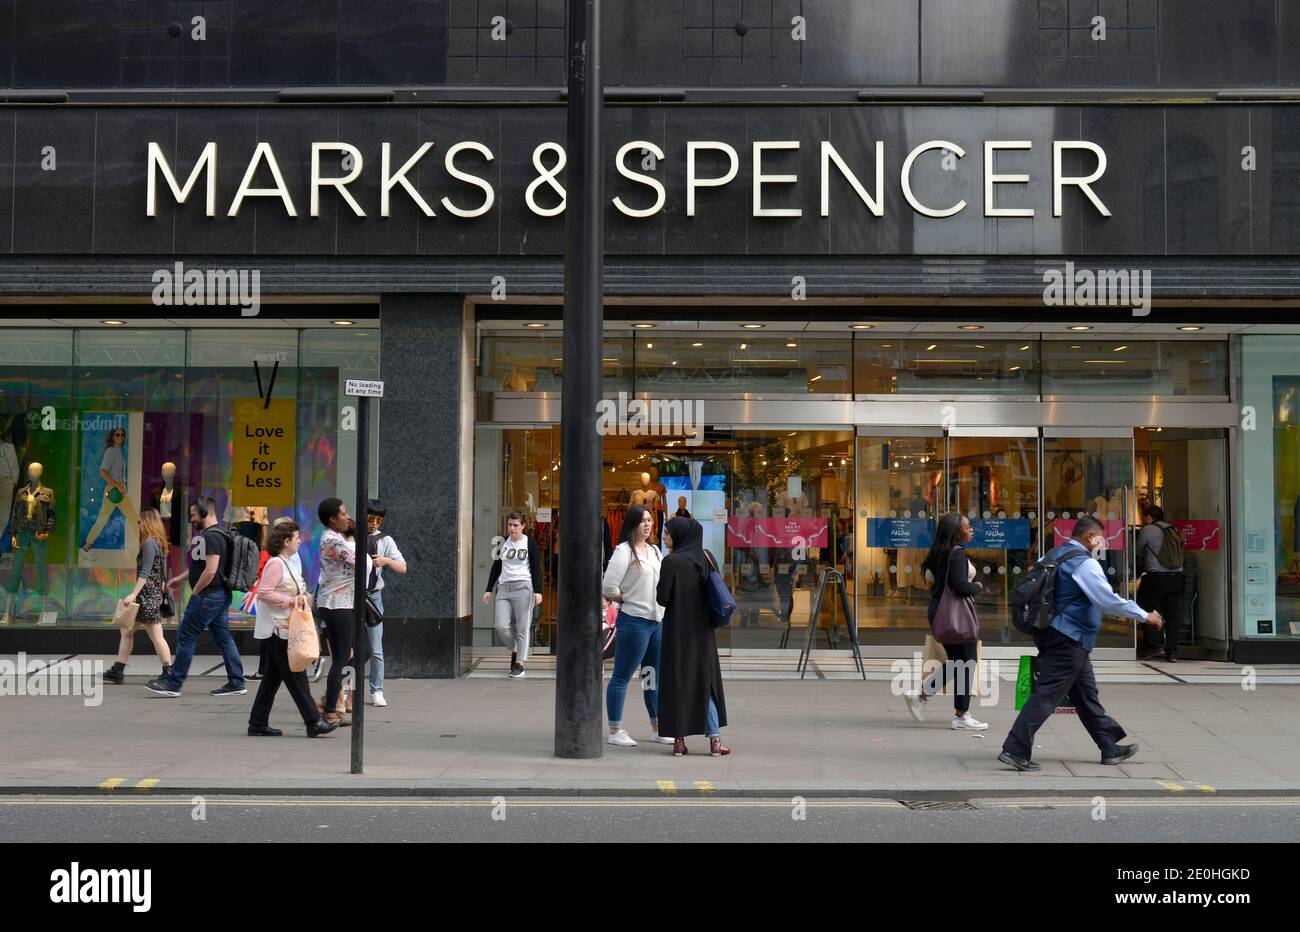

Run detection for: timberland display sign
[[145, 136, 1110, 221]]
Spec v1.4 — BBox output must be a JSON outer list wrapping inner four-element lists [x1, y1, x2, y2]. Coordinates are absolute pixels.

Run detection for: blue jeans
[[367, 590, 384, 693], [707, 695, 720, 738], [605, 612, 661, 729], [164, 588, 242, 690]]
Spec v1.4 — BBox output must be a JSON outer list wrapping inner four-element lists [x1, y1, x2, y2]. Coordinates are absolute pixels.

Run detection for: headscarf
[[664, 515, 709, 582]]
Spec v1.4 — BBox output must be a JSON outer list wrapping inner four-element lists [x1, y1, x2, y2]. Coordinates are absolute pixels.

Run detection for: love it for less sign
[[232, 398, 295, 506]]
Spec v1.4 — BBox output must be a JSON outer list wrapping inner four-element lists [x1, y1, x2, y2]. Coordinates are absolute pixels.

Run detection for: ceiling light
[[1068, 325, 1093, 331], [646, 343, 653, 349], [809, 375, 822, 382], [331, 320, 355, 327], [786, 341, 797, 348], [1019, 344, 1030, 351], [632, 322, 656, 329], [1009, 365, 1022, 371], [740, 343, 747, 350], [524, 322, 548, 329], [1070, 344, 1082, 349], [1113, 345, 1128, 352], [691, 342, 703, 347], [740, 323, 765, 329], [958, 324, 983, 331], [100, 319, 125, 326], [1178, 325, 1204, 332], [926, 344, 938, 351], [880, 343, 893, 348], [850, 323, 874, 330]]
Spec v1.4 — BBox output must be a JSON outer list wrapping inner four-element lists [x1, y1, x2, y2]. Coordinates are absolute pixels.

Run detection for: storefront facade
[[1, 2, 1300, 668]]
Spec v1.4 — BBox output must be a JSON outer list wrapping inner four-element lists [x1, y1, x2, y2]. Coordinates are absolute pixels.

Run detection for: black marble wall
[[0, 0, 1298, 90], [375, 293, 472, 677]]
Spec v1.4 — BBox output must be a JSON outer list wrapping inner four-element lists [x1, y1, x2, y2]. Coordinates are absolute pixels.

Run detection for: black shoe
[[306, 718, 338, 738], [145, 677, 181, 697], [103, 662, 125, 684], [247, 724, 283, 737], [210, 683, 247, 696], [246, 672, 264, 681], [997, 750, 1041, 772], [509, 662, 525, 678], [1101, 743, 1140, 765], [1165, 655, 1177, 663]]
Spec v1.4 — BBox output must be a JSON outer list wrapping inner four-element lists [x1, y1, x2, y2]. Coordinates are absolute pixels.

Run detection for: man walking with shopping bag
[[998, 516, 1162, 772]]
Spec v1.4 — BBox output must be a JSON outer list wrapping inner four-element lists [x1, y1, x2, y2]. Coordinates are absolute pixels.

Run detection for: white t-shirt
[[369, 533, 404, 592], [499, 536, 532, 585]]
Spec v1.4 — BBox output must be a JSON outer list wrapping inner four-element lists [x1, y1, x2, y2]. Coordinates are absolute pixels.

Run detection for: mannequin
[[224, 491, 268, 548], [149, 461, 184, 547], [0, 420, 18, 541], [3, 462, 55, 624], [629, 471, 664, 544], [674, 495, 691, 518]]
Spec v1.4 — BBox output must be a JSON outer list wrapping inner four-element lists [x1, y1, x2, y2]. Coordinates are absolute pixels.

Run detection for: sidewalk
[[3, 654, 1300, 799]]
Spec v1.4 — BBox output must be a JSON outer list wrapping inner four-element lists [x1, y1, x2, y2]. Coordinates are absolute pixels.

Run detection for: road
[[1, 795, 1298, 843]]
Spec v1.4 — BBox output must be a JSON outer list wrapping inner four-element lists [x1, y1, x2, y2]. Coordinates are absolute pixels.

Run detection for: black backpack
[[1010, 544, 1077, 635], [214, 526, 261, 592]]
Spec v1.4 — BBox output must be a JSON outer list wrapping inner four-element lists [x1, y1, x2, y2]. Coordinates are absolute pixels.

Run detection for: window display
[[0, 325, 379, 627]]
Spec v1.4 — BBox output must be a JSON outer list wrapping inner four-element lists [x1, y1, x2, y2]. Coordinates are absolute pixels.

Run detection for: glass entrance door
[[1042, 428, 1135, 651]]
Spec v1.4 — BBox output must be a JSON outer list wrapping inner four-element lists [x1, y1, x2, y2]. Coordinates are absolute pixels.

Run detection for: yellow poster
[[231, 398, 295, 507]]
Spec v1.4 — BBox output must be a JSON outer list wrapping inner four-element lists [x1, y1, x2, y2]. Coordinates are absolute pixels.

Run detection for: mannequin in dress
[[3, 462, 55, 624]]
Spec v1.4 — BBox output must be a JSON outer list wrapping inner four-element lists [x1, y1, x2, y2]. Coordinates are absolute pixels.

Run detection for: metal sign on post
[[344, 379, 382, 773]]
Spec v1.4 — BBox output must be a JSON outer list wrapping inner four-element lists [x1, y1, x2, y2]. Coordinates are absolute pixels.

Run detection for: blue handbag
[[704, 550, 737, 629]]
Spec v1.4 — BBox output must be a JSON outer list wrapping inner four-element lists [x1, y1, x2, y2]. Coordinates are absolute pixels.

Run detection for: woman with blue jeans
[[602, 505, 673, 748]]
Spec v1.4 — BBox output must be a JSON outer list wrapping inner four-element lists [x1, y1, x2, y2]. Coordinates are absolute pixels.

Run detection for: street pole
[[350, 394, 369, 774], [554, 0, 604, 759]]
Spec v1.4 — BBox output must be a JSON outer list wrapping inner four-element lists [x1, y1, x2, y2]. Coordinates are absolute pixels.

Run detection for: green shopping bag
[[1014, 654, 1076, 714]]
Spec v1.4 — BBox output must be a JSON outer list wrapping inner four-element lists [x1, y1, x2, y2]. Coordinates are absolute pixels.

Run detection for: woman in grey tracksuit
[[483, 511, 543, 678]]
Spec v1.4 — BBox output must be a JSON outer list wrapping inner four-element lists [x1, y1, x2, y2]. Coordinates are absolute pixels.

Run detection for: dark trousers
[[320, 607, 355, 713], [1002, 626, 1127, 759], [1137, 572, 1184, 656], [256, 637, 271, 676], [926, 640, 979, 714], [248, 636, 319, 727]]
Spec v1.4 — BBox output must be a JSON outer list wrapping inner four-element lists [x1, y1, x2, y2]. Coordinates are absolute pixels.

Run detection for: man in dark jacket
[[998, 516, 1163, 772]]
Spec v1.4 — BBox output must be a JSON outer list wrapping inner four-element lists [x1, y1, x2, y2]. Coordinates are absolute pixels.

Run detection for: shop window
[[479, 334, 633, 394], [1042, 339, 1228, 397], [854, 339, 1038, 396], [635, 336, 850, 395]]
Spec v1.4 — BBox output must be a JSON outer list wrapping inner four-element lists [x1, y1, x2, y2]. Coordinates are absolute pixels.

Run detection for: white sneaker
[[951, 713, 989, 731], [608, 730, 637, 748], [371, 691, 387, 707], [649, 732, 675, 745], [904, 690, 927, 722]]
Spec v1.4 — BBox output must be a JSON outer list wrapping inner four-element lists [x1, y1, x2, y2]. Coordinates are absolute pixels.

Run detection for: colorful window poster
[[77, 412, 143, 570]]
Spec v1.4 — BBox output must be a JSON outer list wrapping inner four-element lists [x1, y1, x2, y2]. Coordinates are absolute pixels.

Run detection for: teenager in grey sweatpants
[[483, 512, 544, 678]]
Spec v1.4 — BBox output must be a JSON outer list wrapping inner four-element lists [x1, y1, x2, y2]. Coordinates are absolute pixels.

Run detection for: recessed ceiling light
[[1178, 325, 1204, 332], [740, 323, 765, 329], [926, 344, 938, 351], [809, 374, 822, 382], [1113, 345, 1128, 352], [524, 322, 548, 329], [632, 322, 656, 329], [1009, 365, 1022, 371], [1019, 344, 1031, 351], [100, 319, 125, 326], [646, 343, 653, 349], [1070, 344, 1082, 349], [958, 324, 983, 331], [740, 343, 747, 350], [1068, 325, 1093, 331], [331, 320, 355, 326], [880, 343, 893, 348], [691, 342, 703, 347], [786, 341, 797, 348], [849, 323, 874, 330]]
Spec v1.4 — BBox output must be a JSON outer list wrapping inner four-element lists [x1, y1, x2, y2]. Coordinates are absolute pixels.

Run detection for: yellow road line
[[655, 780, 677, 793], [1156, 780, 1186, 792], [693, 780, 715, 793], [97, 778, 125, 790], [135, 778, 160, 789]]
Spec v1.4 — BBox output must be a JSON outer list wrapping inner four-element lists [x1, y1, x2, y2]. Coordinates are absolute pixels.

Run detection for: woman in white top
[[247, 520, 337, 738], [602, 505, 673, 748]]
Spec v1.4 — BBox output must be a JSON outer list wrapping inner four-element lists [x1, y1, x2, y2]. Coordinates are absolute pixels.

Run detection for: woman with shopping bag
[[103, 508, 174, 684], [905, 512, 988, 731], [246, 520, 337, 738]]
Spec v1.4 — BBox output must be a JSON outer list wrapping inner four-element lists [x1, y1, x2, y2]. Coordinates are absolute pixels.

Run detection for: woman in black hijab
[[656, 516, 730, 756]]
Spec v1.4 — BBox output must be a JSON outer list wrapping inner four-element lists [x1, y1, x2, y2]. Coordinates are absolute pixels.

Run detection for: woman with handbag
[[601, 505, 672, 748], [104, 508, 173, 684], [905, 512, 988, 730], [247, 520, 337, 738], [655, 515, 730, 757]]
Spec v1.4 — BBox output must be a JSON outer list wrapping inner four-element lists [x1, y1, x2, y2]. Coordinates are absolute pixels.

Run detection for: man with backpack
[[998, 516, 1163, 772], [145, 496, 249, 698], [1135, 505, 1185, 662]]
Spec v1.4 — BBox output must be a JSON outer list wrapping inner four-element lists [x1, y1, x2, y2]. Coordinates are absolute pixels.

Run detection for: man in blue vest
[[998, 516, 1163, 772]]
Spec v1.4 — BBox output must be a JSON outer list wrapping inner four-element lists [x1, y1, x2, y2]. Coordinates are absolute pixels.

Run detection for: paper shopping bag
[[287, 599, 321, 673]]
